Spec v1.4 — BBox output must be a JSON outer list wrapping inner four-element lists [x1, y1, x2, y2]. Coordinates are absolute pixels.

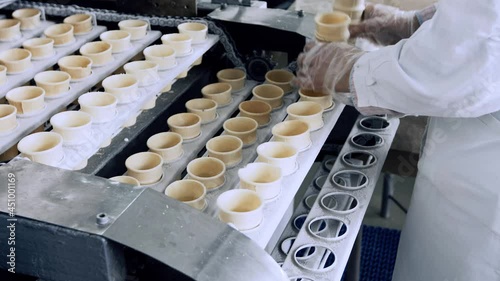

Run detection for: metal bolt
[[96, 213, 110, 225], [221, 3, 227, 10], [297, 10, 304, 17]]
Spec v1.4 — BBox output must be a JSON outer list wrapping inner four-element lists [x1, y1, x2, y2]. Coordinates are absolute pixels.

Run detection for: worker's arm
[[352, 0, 500, 117]]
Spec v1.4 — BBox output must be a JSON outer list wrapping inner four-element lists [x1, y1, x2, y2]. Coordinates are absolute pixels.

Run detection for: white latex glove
[[295, 41, 365, 95], [349, 4, 419, 46]]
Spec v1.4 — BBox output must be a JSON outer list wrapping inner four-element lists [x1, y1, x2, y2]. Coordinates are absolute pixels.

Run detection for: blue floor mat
[[343, 225, 401, 281]]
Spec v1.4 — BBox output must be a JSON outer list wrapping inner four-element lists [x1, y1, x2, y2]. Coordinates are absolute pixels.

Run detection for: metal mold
[[307, 217, 348, 241], [342, 151, 377, 168], [350, 133, 384, 149], [293, 245, 336, 272], [331, 170, 368, 191], [280, 236, 296, 255], [359, 116, 390, 131], [320, 192, 359, 214], [322, 157, 336, 172], [303, 194, 317, 210], [313, 175, 328, 190], [293, 214, 308, 231]]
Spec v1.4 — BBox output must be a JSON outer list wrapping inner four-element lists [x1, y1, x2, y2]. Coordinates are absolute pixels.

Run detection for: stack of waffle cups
[[333, 0, 365, 24], [315, 11, 351, 43]]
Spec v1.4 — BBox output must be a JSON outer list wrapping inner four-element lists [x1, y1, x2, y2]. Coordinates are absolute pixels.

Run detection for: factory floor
[[364, 149, 418, 230], [363, 174, 414, 230]]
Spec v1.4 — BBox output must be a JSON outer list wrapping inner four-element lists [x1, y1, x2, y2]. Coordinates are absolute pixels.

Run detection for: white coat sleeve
[[352, 0, 500, 118]]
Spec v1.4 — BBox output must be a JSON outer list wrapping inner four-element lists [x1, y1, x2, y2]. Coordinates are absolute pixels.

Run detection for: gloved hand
[[295, 41, 365, 95], [349, 4, 420, 46]]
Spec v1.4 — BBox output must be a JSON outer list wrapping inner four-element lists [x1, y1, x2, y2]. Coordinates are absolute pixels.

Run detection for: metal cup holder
[[303, 194, 318, 210], [359, 116, 390, 131], [331, 170, 368, 190], [342, 151, 377, 168], [313, 175, 328, 191], [293, 214, 308, 231], [307, 216, 348, 241], [320, 192, 359, 214], [350, 133, 384, 149], [322, 157, 336, 172], [281, 236, 296, 255], [294, 244, 336, 272]]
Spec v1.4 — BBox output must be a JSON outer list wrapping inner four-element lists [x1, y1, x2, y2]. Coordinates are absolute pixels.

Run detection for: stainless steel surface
[[104, 188, 289, 281], [0, 212, 126, 281], [208, 6, 315, 39], [0, 160, 145, 235], [0, 20, 54, 52], [281, 116, 400, 281], [0, 25, 106, 100], [0, 160, 288, 281], [0, 30, 161, 157]]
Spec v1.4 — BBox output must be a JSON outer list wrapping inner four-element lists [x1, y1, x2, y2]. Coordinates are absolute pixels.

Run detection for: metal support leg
[[345, 228, 362, 281], [380, 173, 394, 218]]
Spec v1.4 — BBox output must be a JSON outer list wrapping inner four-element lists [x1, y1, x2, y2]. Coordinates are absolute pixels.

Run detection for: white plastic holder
[[0, 18, 54, 52], [18, 33, 218, 170], [0, 25, 107, 99]]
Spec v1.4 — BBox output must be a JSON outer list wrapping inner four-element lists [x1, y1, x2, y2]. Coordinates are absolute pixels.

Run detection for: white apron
[[347, 0, 500, 279], [392, 113, 500, 281]]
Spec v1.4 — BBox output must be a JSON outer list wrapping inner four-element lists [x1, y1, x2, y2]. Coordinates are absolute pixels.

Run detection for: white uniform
[[351, 0, 500, 280]]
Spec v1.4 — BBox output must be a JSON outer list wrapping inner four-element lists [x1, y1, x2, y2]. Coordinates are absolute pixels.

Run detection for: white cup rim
[[64, 13, 92, 24], [187, 157, 226, 180], [0, 19, 21, 29], [287, 101, 323, 117], [125, 152, 164, 172], [58, 55, 93, 69], [100, 30, 131, 41], [0, 104, 17, 119], [217, 68, 246, 82], [164, 179, 206, 204], [78, 91, 118, 108], [103, 74, 138, 90], [34, 71, 71, 85], [147, 132, 183, 151], [6, 86, 45, 102], [217, 189, 263, 215], [45, 23, 74, 37], [12, 8, 41, 19], [0, 48, 32, 62], [178, 22, 208, 32], [223, 117, 258, 133], [18, 132, 63, 155], [50, 111, 93, 130], [272, 120, 310, 137], [167, 113, 201, 129], [124, 60, 159, 72], [257, 142, 298, 159], [119, 19, 149, 29], [206, 135, 243, 155]]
